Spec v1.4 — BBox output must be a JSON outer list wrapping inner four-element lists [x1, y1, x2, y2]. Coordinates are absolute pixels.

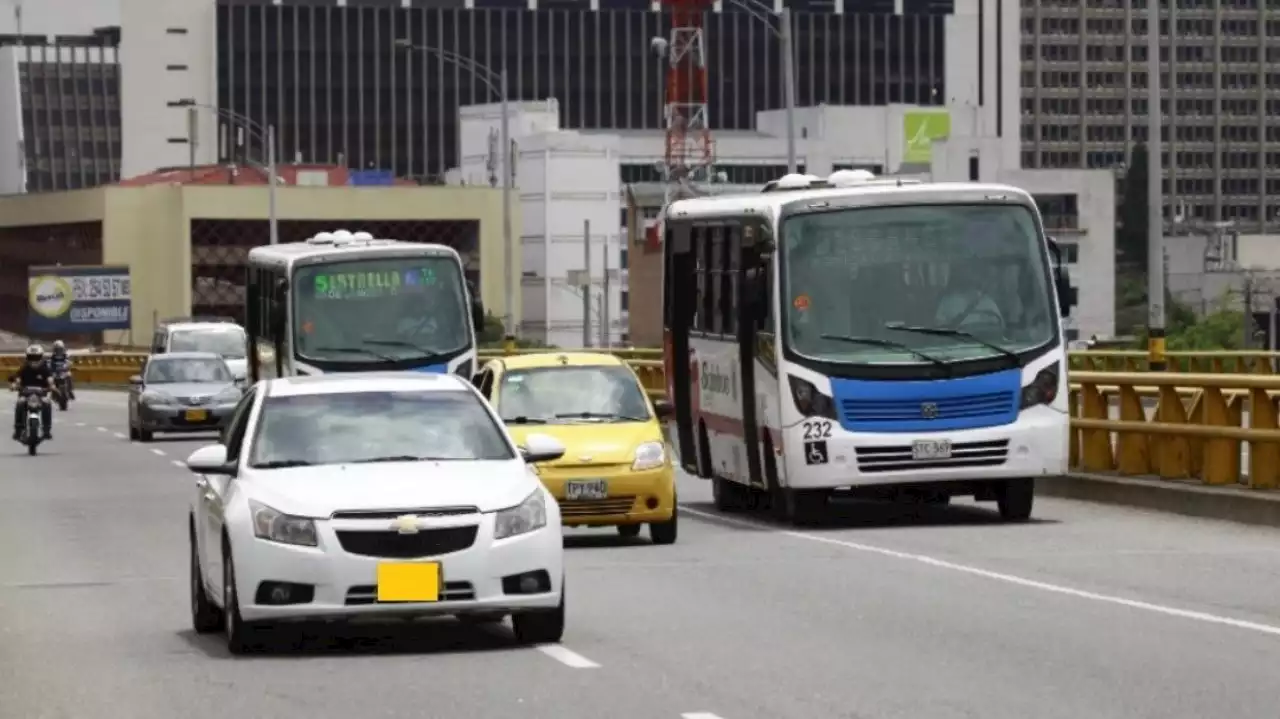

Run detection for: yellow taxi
[[473, 352, 678, 544]]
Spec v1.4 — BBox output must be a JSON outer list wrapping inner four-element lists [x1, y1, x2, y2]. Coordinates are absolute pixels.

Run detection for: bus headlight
[[1020, 362, 1060, 409], [788, 375, 837, 419]]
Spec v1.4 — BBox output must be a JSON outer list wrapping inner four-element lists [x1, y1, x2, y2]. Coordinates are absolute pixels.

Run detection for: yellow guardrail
[[1070, 371, 1280, 489], [1067, 350, 1279, 374]]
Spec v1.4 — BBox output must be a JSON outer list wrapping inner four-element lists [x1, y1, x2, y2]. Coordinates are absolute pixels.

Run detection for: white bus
[[661, 171, 1077, 525], [246, 230, 485, 382]]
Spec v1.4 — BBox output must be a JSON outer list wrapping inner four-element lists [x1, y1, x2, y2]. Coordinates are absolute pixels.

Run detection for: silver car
[[128, 352, 243, 442]]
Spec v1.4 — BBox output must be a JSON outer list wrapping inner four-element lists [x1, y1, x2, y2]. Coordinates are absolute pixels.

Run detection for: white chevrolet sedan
[[184, 372, 568, 655]]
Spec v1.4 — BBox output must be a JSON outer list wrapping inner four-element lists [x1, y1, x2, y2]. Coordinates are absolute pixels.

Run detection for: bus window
[[709, 227, 725, 335], [722, 225, 739, 335]]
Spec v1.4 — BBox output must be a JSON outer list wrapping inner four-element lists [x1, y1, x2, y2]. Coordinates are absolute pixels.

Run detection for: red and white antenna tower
[[646, 0, 715, 253]]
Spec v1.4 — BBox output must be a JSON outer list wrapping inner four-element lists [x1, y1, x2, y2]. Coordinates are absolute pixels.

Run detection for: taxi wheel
[[616, 524, 642, 538], [649, 504, 678, 545], [512, 582, 565, 644], [189, 527, 222, 634]]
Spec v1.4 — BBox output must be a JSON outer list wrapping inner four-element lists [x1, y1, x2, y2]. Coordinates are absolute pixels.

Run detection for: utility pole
[[582, 219, 592, 348], [600, 231, 611, 349], [1145, 2, 1166, 370]]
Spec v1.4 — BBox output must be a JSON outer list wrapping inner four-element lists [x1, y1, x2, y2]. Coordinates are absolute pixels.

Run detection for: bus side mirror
[[1046, 238, 1076, 317]]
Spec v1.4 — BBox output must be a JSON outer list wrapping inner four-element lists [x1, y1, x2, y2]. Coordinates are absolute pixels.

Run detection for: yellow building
[[0, 171, 518, 344]]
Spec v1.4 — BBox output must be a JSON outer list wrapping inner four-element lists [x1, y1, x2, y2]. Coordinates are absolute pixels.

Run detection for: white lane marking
[[150, 448, 166, 456], [95, 426, 107, 432], [171, 460, 185, 468], [680, 505, 1280, 638], [74, 422, 85, 427], [535, 644, 600, 668], [682, 714, 725, 719], [113, 432, 126, 439]]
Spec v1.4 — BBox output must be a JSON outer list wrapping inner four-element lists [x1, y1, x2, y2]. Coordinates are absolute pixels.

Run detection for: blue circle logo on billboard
[[28, 275, 73, 318]]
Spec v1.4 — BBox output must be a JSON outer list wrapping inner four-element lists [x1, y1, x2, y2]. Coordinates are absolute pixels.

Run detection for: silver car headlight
[[249, 499, 318, 547], [141, 391, 176, 406], [492, 490, 547, 540], [214, 387, 242, 402]]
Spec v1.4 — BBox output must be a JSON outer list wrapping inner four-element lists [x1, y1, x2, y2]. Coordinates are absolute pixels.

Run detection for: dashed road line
[[95, 426, 107, 432], [682, 714, 726, 719], [535, 644, 600, 669], [680, 505, 1280, 638], [73, 422, 85, 428], [112, 432, 126, 439], [171, 460, 185, 469], [149, 448, 166, 456]]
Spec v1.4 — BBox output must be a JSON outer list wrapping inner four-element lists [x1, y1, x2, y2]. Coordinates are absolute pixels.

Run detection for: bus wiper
[[819, 334, 951, 373], [362, 338, 447, 364], [314, 345, 400, 363], [884, 323, 1022, 367], [556, 411, 649, 422]]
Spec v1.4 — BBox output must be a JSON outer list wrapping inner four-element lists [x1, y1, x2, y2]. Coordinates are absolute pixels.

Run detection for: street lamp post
[[185, 103, 279, 245], [1145, 5, 1165, 369], [395, 40, 514, 348], [731, 0, 798, 174]]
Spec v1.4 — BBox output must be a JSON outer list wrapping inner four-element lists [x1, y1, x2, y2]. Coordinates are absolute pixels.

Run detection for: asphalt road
[[3, 391, 1280, 718]]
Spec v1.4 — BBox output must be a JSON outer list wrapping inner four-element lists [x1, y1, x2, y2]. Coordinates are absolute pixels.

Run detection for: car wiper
[[251, 459, 314, 469], [819, 334, 950, 372], [345, 455, 454, 464], [884, 322, 1022, 366], [504, 416, 550, 424], [362, 338, 447, 364], [314, 345, 400, 363], [555, 411, 649, 422]]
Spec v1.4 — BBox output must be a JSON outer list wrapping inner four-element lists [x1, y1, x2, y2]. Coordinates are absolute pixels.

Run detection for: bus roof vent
[[827, 169, 877, 187], [351, 231, 375, 241], [762, 173, 829, 193], [307, 232, 336, 245]]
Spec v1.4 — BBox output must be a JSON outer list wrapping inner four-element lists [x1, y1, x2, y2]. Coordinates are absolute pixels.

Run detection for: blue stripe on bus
[[829, 368, 1021, 433]]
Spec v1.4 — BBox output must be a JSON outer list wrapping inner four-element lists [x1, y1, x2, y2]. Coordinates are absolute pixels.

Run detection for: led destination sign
[[312, 267, 439, 300]]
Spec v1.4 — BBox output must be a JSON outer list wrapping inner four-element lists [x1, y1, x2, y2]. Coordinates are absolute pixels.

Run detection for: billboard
[[902, 110, 951, 164], [27, 265, 132, 334]]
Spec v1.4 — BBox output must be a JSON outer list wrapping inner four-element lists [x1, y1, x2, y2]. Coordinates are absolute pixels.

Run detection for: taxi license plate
[[376, 562, 441, 603], [565, 479, 608, 501], [184, 409, 208, 422], [912, 440, 952, 460]]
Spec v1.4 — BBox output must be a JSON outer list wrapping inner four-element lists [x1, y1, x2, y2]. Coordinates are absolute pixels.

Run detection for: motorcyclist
[[49, 340, 74, 400], [8, 345, 54, 441]]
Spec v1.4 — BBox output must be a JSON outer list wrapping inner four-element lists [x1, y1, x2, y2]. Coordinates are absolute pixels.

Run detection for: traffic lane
[[567, 492, 1280, 719], [674, 469, 1280, 628], [0, 418, 689, 719]]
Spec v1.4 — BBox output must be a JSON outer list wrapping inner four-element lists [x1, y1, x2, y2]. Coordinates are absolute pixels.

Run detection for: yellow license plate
[[184, 409, 208, 421], [376, 562, 441, 603]]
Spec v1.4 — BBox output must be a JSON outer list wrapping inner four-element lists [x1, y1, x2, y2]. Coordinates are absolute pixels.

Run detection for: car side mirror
[[129, 375, 142, 385], [519, 433, 566, 464], [652, 398, 675, 420], [186, 444, 236, 476]]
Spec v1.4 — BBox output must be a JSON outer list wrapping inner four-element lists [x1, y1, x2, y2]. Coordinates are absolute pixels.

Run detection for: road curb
[[1040, 473, 1280, 528]]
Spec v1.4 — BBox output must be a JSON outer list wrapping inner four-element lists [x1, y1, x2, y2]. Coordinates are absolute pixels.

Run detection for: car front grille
[[558, 496, 637, 517], [330, 507, 479, 521], [855, 439, 1010, 474], [335, 526, 478, 558], [345, 581, 476, 605]]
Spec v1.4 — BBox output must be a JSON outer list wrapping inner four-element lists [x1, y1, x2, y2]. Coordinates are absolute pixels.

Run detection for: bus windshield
[[291, 256, 470, 363], [781, 203, 1057, 366]]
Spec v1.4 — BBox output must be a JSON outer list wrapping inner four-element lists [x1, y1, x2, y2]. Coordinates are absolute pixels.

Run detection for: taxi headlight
[[493, 490, 547, 540], [632, 441, 666, 471], [249, 500, 318, 547]]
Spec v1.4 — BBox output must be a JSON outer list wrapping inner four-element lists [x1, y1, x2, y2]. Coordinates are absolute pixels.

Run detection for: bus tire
[[996, 478, 1034, 522], [696, 422, 713, 479], [712, 478, 744, 512]]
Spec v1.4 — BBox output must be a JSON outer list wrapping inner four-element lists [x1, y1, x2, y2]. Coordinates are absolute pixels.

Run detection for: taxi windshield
[[497, 365, 651, 423]]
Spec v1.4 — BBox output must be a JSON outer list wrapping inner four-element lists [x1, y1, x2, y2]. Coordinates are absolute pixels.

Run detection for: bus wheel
[[772, 483, 827, 526], [712, 477, 744, 512], [696, 422, 713, 479], [996, 478, 1034, 522]]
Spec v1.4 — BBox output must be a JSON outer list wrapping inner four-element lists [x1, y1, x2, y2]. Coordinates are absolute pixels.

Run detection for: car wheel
[[138, 426, 153, 442], [616, 524, 641, 538], [649, 503, 678, 545], [190, 528, 222, 634], [997, 478, 1034, 522], [128, 422, 139, 441], [456, 612, 506, 626], [222, 543, 257, 655], [511, 581, 565, 645]]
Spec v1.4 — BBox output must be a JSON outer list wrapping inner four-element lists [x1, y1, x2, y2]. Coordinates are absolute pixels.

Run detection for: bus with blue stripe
[[660, 171, 1078, 524], [246, 231, 485, 383]]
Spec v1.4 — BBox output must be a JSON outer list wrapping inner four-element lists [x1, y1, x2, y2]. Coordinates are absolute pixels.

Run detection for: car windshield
[[170, 329, 246, 358], [497, 365, 651, 423], [782, 203, 1057, 366], [248, 390, 514, 468], [292, 256, 470, 364], [145, 358, 232, 384]]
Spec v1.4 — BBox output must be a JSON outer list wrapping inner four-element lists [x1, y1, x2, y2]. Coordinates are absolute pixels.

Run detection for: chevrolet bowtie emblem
[[393, 514, 420, 535]]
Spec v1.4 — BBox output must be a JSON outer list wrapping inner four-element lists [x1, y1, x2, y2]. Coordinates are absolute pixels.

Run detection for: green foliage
[[1117, 143, 1149, 270], [476, 311, 555, 350], [1119, 273, 1245, 351]]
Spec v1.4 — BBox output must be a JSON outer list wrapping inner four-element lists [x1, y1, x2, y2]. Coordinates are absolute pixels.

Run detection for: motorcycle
[[53, 370, 71, 411], [17, 388, 47, 456]]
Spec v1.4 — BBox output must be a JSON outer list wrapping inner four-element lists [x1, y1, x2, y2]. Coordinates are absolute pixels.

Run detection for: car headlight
[[215, 387, 242, 401], [492, 490, 547, 540], [632, 441, 666, 471], [1019, 361, 1061, 409], [141, 391, 176, 406], [249, 500, 318, 547]]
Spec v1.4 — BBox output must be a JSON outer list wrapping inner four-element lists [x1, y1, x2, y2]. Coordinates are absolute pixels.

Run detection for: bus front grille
[[855, 439, 1009, 473], [841, 392, 1016, 425]]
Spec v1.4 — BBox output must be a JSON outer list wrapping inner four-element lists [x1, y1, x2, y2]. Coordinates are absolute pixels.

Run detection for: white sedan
[[184, 371, 569, 655]]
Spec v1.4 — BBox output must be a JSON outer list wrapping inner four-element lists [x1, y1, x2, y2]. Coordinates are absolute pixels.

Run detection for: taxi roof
[[263, 371, 471, 398], [496, 352, 626, 371]]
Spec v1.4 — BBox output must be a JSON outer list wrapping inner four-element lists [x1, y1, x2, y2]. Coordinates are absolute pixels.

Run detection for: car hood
[[506, 421, 662, 467], [145, 382, 236, 399], [245, 460, 539, 518]]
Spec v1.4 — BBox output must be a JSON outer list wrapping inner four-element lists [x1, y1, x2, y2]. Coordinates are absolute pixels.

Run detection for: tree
[[1117, 143, 1149, 271], [476, 311, 554, 350]]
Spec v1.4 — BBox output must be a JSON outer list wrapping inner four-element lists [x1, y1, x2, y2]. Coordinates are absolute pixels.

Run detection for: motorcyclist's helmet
[[52, 340, 65, 352], [24, 345, 44, 364]]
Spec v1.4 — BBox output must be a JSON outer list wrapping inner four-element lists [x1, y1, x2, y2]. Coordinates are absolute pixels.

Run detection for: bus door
[[735, 222, 772, 489], [664, 224, 698, 474]]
